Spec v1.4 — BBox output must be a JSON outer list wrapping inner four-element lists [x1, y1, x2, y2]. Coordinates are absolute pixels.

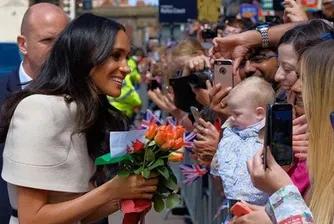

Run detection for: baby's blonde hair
[[228, 76, 276, 108]]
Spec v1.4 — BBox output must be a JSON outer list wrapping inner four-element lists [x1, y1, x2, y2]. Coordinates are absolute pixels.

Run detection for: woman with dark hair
[[1, 13, 158, 224]]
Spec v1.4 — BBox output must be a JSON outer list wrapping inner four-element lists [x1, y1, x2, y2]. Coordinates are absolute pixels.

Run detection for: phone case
[[268, 104, 293, 166], [230, 202, 252, 217], [214, 59, 233, 89], [263, 104, 271, 169], [190, 106, 202, 123]]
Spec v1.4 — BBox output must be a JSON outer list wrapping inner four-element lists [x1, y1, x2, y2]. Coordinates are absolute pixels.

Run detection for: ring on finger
[[197, 134, 204, 140], [220, 102, 227, 108]]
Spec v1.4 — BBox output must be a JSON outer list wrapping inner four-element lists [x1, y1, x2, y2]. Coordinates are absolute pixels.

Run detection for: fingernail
[[227, 87, 232, 91], [216, 83, 221, 88]]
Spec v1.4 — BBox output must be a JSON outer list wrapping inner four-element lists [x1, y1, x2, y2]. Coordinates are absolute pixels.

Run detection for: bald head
[[21, 3, 68, 35], [18, 3, 69, 78]]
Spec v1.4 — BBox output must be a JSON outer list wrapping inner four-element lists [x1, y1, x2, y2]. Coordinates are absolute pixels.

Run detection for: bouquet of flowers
[[95, 123, 185, 224]]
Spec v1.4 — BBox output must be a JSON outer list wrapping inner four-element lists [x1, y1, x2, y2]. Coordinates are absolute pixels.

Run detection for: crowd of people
[[0, 0, 334, 224]]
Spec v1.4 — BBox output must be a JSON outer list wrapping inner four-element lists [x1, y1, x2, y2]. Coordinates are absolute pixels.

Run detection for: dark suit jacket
[[0, 69, 21, 223]]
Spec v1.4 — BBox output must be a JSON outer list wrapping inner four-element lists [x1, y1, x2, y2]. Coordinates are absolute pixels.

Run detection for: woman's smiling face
[[275, 44, 299, 90], [90, 30, 131, 97]]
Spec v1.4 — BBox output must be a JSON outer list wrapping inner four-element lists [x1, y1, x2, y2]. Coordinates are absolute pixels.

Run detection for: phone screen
[[270, 105, 293, 166]]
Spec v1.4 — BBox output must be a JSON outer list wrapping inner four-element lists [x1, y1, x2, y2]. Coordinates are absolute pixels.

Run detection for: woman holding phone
[[0, 14, 158, 224]]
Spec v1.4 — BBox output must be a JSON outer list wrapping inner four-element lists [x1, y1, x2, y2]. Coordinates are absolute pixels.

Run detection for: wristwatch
[[256, 24, 270, 49]]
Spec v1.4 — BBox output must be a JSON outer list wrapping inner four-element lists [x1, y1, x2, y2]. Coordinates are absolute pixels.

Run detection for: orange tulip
[[132, 140, 145, 153], [166, 132, 176, 142], [175, 126, 185, 139], [165, 124, 174, 132], [154, 131, 168, 145], [161, 140, 175, 151], [158, 125, 167, 133], [172, 138, 184, 150], [146, 123, 158, 140], [168, 152, 184, 162], [167, 126, 178, 139]]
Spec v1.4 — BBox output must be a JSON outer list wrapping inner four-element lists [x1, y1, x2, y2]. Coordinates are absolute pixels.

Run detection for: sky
[[128, 0, 158, 6]]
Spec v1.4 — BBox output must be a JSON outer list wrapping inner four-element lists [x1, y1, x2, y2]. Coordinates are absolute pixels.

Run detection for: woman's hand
[[229, 202, 272, 224], [283, 0, 308, 23], [182, 55, 212, 77], [108, 174, 159, 201], [147, 89, 177, 114], [247, 148, 293, 195], [209, 84, 232, 122], [293, 115, 309, 160], [192, 118, 220, 165]]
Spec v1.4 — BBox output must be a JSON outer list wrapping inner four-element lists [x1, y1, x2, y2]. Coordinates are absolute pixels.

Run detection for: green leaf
[[145, 149, 155, 162], [148, 159, 164, 171], [157, 184, 169, 194], [143, 168, 151, 179], [166, 194, 181, 209], [170, 173, 178, 183], [163, 177, 178, 191], [159, 194, 168, 199], [95, 153, 133, 165], [117, 169, 130, 178], [148, 140, 156, 147], [153, 195, 165, 213], [158, 166, 170, 180], [134, 167, 143, 175]]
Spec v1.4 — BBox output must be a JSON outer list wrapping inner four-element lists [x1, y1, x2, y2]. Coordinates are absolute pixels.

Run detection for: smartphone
[[190, 106, 202, 123], [214, 59, 233, 89], [230, 202, 252, 217], [264, 104, 293, 167]]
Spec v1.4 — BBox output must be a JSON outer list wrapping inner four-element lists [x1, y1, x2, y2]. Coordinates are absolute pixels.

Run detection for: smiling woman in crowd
[[246, 39, 334, 224]]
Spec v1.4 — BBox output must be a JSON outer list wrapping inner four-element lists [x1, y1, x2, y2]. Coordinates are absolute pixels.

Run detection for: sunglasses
[[331, 112, 334, 130]]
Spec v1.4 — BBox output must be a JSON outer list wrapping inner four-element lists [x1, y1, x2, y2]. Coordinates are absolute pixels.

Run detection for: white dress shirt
[[18, 62, 32, 89]]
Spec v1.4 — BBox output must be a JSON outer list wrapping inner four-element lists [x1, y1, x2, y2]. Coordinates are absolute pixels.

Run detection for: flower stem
[[142, 148, 148, 171]]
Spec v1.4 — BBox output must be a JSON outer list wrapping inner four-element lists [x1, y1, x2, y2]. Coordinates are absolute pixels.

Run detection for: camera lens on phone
[[219, 67, 226, 75]]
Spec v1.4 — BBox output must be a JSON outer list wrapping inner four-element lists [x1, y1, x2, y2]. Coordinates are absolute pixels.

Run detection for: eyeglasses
[[239, 53, 278, 68], [223, 30, 242, 37]]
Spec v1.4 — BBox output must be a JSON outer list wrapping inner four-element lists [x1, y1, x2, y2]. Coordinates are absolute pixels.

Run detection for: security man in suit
[[0, 3, 69, 222]]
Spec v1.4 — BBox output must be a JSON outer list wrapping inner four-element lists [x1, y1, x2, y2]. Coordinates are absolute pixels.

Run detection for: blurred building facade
[[77, 1, 158, 48], [0, 0, 29, 42], [25, 0, 159, 48]]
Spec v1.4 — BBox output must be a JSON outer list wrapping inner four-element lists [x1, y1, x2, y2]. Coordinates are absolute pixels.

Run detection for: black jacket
[[0, 69, 21, 223]]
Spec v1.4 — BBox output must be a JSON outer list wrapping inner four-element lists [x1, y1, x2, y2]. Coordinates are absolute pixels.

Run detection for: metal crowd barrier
[[169, 150, 225, 224]]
